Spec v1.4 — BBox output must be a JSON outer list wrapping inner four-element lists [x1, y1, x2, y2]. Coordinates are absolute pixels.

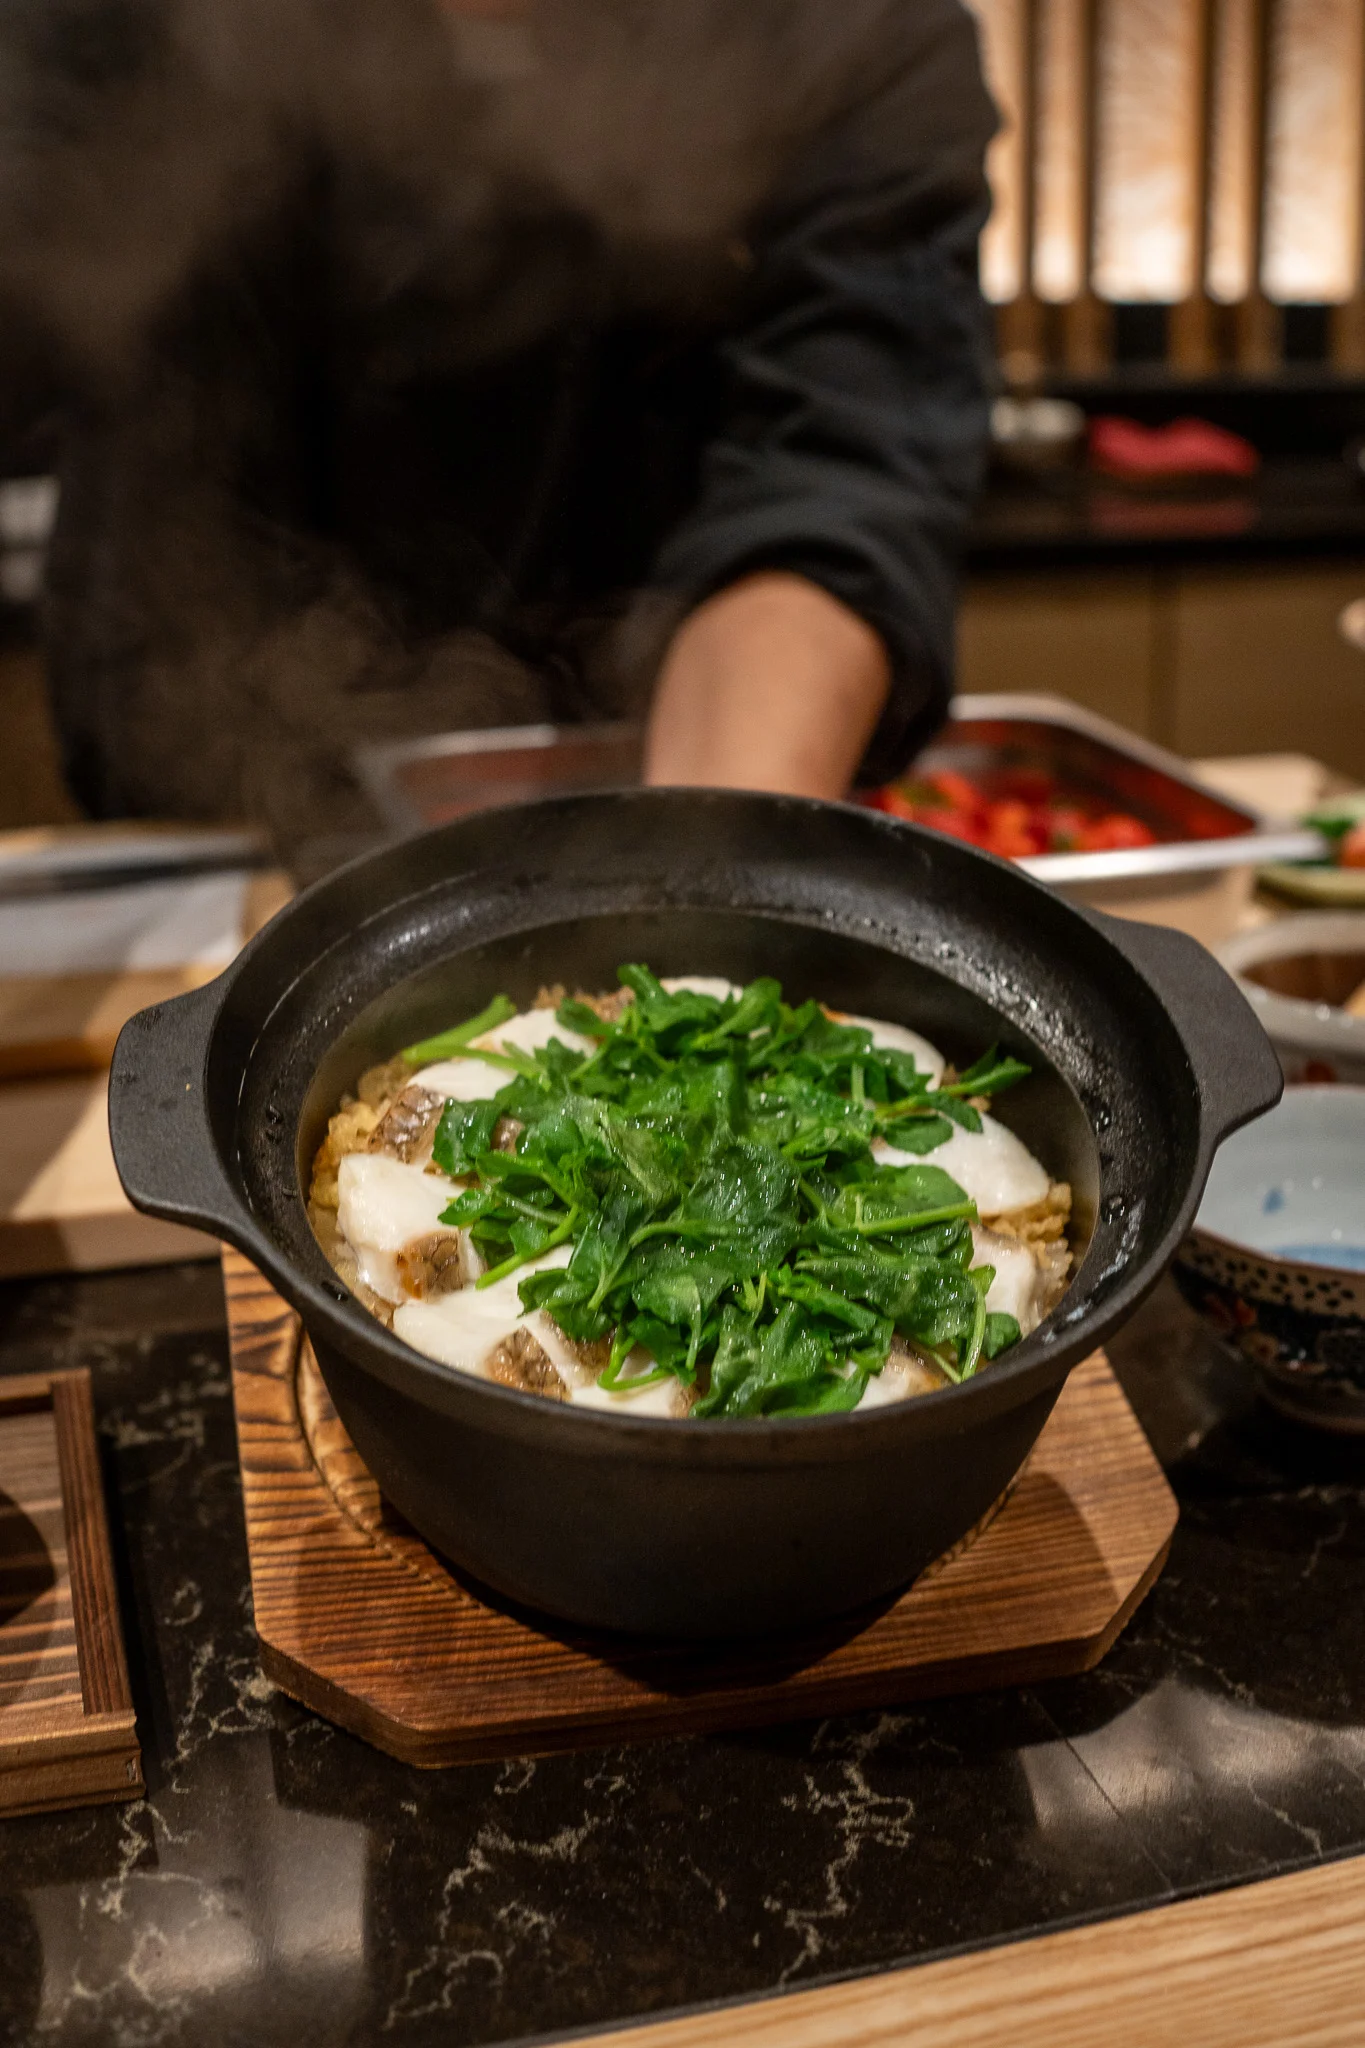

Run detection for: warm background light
[[1032, 0, 1090, 303], [1092, 0, 1205, 303], [1261, 0, 1364, 302], [975, 0, 1030, 304], [1206, 0, 1260, 304], [967, 0, 1365, 364]]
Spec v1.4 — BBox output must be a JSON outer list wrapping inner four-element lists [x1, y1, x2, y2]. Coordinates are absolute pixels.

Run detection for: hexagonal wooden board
[[222, 1248, 1177, 1766]]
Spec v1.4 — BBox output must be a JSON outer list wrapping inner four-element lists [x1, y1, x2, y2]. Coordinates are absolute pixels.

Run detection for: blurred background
[[3, 0, 1365, 843]]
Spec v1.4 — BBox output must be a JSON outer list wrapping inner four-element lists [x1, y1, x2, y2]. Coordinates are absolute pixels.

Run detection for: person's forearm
[[642, 572, 891, 798]]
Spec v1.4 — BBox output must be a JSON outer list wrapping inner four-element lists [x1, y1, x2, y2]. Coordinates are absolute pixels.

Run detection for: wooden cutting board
[[0, 964, 221, 1084], [0, 1073, 212, 1278], [0, 866, 290, 1082], [0, 854, 291, 1278]]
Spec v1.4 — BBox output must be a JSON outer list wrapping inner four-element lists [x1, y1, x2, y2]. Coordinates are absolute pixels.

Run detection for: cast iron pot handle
[[109, 981, 251, 1245], [1087, 910, 1283, 1155]]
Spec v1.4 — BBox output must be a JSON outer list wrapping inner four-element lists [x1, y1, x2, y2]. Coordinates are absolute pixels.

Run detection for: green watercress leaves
[[421, 969, 1030, 1416]]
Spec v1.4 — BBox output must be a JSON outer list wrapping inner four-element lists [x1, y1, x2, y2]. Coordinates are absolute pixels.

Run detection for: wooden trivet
[[0, 1369, 142, 1815], [224, 1248, 1177, 1767]]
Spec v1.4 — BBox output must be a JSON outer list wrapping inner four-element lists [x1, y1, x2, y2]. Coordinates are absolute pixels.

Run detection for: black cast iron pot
[[110, 790, 1280, 1637]]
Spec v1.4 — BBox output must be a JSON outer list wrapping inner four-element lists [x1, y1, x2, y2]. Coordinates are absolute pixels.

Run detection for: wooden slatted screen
[[967, 0, 1365, 373]]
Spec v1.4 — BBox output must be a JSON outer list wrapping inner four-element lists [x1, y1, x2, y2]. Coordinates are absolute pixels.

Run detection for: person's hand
[[642, 571, 891, 799]]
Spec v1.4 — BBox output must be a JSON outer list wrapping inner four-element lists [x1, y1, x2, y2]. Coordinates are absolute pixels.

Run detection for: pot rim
[[111, 787, 1281, 1456]]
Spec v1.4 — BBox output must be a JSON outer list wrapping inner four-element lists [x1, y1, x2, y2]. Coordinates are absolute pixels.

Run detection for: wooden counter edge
[[581, 1853, 1365, 2048]]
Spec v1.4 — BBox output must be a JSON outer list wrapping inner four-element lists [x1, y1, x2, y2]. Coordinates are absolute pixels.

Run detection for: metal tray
[[353, 696, 1322, 889], [355, 723, 644, 836], [924, 695, 1323, 887]]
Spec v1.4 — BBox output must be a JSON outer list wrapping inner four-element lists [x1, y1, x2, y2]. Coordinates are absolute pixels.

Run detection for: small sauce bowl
[[1218, 913, 1365, 1086]]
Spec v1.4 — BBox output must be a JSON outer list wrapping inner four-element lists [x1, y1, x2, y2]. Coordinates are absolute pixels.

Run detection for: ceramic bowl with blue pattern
[[1173, 1086, 1365, 1431]]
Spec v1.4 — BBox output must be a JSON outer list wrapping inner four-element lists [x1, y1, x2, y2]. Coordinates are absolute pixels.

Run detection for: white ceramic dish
[[1218, 914, 1365, 1085], [1173, 1086, 1365, 1431]]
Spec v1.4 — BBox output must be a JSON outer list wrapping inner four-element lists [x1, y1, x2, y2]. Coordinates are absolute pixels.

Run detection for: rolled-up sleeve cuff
[[654, 511, 954, 788]]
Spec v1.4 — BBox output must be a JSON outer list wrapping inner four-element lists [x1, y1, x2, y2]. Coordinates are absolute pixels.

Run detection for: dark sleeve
[[652, 0, 997, 785]]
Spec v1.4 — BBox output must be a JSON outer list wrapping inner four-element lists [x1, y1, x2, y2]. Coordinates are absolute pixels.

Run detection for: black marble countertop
[[2, 1258, 1364, 2048]]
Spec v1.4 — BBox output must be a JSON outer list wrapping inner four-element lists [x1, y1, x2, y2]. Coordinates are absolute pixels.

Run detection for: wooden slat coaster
[[224, 1249, 1178, 1766], [0, 1369, 142, 1815]]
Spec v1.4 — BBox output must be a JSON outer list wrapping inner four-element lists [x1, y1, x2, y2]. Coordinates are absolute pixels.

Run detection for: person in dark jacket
[[1, 0, 996, 857]]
